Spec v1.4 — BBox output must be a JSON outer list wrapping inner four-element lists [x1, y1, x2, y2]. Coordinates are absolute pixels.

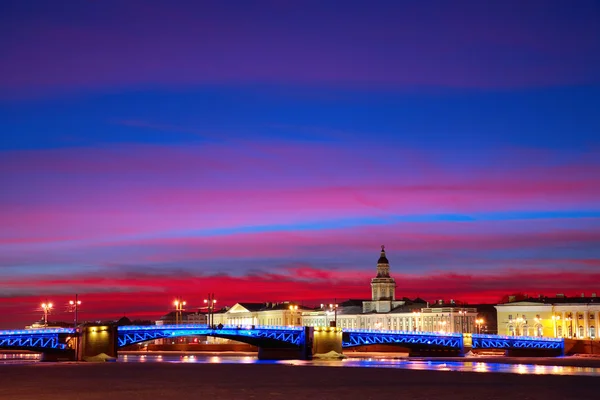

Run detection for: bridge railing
[[471, 334, 563, 342], [118, 324, 304, 331], [342, 328, 462, 337], [0, 328, 76, 336]]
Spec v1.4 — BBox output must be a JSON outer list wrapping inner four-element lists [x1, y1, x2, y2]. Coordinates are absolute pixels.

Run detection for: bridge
[[0, 325, 564, 360], [0, 328, 76, 352], [342, 329, 464, 355], [471, 334, 564, 353], [119, 324, 305, 348]]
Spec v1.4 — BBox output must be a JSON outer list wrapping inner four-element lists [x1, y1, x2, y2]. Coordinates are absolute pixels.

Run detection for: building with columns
[[212, 302, 310, 328], [302, 246, 478, 333], [210, 247, 479, 333], [495, 294, 600, 339]]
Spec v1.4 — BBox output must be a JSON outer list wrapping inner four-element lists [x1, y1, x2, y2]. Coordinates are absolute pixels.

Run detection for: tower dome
[[377, 245, 389, 264], [370, 245, 395, 301]]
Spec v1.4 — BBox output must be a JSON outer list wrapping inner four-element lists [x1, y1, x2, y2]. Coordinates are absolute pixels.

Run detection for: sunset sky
[[1, 0, 599, 329]]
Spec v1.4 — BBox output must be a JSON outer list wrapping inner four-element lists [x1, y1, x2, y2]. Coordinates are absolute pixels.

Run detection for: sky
[[1, 0, 599, 329]]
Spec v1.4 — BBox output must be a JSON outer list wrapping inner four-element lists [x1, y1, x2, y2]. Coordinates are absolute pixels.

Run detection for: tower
[[370, 245, 396, 301]]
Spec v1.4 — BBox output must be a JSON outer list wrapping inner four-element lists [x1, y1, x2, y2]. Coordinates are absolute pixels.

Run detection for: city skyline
[[1, 0, 600, 329]]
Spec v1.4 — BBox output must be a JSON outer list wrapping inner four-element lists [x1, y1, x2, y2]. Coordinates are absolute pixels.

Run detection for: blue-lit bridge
[[343, 329, 464, 351], [118, 324, 306, 348], [0, 328, 76, 352], [0, 325, 564, 360]]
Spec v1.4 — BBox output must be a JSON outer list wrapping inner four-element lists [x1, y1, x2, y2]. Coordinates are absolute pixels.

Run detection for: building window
[[508, 315, 513, 320]]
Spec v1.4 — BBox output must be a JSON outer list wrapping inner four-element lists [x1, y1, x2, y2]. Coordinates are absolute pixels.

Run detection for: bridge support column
[[257, 327, 314, 360], [40, 350, 75, 362], [79, 325, 118, 361], [312, 327, 342, 357]]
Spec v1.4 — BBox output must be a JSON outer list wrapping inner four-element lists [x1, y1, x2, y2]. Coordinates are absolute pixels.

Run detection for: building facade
[[210, 247, 478, 334], [212, 302, 307, 327], [303, 247, 478, 333], [495, 295, 600, 339]]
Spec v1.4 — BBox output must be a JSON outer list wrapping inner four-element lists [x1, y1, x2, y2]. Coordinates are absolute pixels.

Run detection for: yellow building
[[495, 294, 600, 339], [212, 302, 307, 327]]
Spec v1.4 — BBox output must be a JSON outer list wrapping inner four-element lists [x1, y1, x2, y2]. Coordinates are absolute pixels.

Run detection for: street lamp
[[552, 315, 561, 337], [41, 302, 53, 327], [69, 295, 82, 327], [458, 310, 469, 333], [173, 298, 186, 325], [204, 293, 216, 327], [565, 315, 573, 337], [289, 305, 298, 326], [69, 295, 82, 360], [412, 311, 421, 331], [475, 318, 485, 334], [534, 316, 543, 337], [515, 316, 525, 336], [328, 303, 338, 327], [439, 320, 447, 333]]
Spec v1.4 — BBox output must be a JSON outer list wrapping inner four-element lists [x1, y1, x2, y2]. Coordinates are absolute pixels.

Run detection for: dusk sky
[[1, 0, 599, 328]]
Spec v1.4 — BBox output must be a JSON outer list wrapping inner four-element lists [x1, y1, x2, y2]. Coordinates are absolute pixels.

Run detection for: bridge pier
[[40, 350, 75, 362], [505, 348, 564, 357], [78, 325, 118, 361], [312, 327, 342, 356], [257, 327, 314, 360]]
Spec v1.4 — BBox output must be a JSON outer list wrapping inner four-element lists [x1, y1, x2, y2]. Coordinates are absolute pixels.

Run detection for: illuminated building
[[212, 302, 309, 327], [211, 247, 478, 333], [495, 294, 600, 339]]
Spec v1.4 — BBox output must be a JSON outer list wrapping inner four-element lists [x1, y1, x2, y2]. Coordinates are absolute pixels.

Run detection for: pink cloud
[[2, 144, 599, 247], [1, 266, 598, 329]]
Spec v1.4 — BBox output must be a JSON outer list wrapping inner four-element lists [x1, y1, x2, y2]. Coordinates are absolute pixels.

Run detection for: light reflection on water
[[1, 353, 40, 364], [3, 352, 599, 376], [117, 354, 600, 377]]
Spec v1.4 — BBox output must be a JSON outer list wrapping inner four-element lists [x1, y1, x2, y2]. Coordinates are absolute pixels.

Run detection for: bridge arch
[[342, 329, 464, 353], [0, 328, 76, 353], [117, 325, 306, 349]]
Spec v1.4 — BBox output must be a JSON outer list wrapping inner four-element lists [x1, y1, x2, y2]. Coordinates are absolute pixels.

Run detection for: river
[[4, 351, 600, 377]]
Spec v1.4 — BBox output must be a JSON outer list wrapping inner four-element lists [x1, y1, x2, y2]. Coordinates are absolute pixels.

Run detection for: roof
[[501, 296, 600, 305], [341, 299, 367, 307], [377, 246, 389, 264], [237, 303, 266, 312], [228, 302, 313, 313], [338, 305, 363, 315], [389, 304, 422, 313]]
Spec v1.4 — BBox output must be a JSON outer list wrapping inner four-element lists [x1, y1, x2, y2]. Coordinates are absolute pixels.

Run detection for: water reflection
[[115, 354, 600, 377], [3, 352, 599, 377], [0, 353, 40, 364]]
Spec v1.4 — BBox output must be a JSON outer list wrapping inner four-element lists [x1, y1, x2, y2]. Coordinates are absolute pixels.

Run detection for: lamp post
[[552, 315, 561, 337], [565, 315, 573, 338], [204, 293, 216, 328], [69, 295, 82, 327], [534, 316, 543, 337], [41, 302, 53, 327], [328, 303, 338, 327], [515, 316, 525, 336], [458, 310, 468, 333], [289, 304, 298, 326], [475, 318, 484, 334], [412, 311, 421, 331], [69, 295, 82, 360], [439, 320, 447, 333], [173, 298, 186, 325]]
